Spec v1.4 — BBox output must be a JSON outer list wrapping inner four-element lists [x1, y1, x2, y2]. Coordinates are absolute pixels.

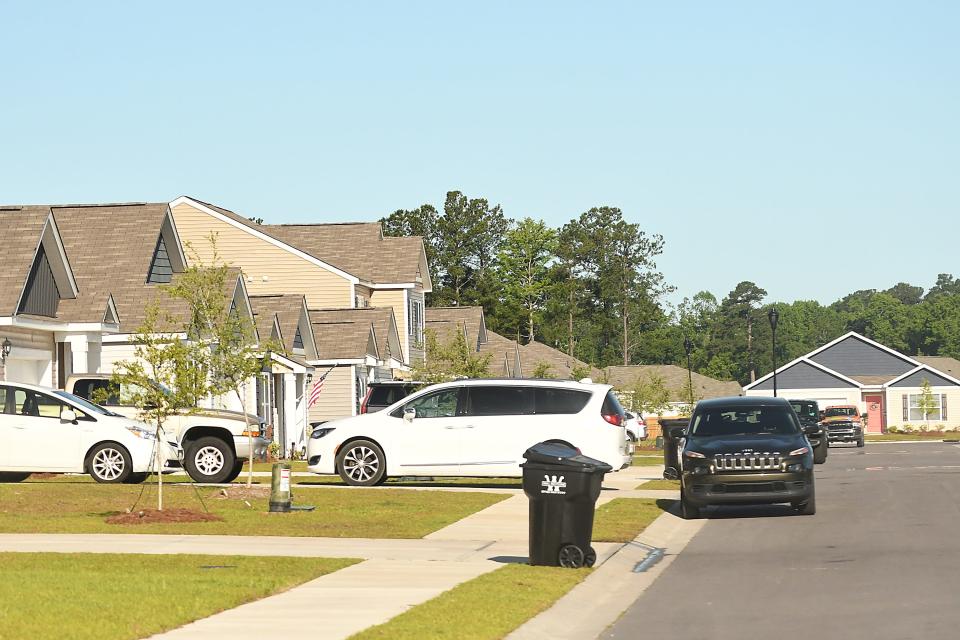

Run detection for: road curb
[[506, 505, 706, 640]]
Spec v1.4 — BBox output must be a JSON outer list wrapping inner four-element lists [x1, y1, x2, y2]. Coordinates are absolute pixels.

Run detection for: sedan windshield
[[52, 389, 117, 416], [691, 406, 800, 437]]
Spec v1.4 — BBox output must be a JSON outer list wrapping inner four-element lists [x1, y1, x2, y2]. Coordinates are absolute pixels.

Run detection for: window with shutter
[[942, 394, 948, 420], [902, 394, 908, 421]]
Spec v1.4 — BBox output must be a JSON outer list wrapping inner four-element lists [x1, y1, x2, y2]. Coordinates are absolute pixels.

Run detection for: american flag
[[308, 368, 333, 408]]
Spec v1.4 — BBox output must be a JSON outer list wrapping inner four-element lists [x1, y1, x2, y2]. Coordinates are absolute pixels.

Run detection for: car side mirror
[[60, 408, 78, 424], [403, 407, 416, 423], [667, 426, 687, 439]]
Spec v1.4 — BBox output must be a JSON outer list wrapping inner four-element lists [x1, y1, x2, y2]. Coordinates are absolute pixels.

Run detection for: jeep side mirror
[[60, 408, 78, 424], [667, 426, 687, 439], [403, 407, 416, 423]]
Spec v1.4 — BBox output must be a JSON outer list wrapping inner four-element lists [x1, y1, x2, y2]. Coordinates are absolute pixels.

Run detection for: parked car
[[787, 399, 828, 464], [821, 405, 865, 447], [308, 378, 633, 486], [360, 381, 420, 414], [0, 381, 182, 484], [66, 375, 269, 483], [664, 396, 817, 519], [624, 411, 647, 442]]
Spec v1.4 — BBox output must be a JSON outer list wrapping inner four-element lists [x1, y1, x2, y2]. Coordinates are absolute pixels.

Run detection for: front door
[[5, 387, 83, 470], [392, 387, 464, 475], [863, 394, 884, 434]]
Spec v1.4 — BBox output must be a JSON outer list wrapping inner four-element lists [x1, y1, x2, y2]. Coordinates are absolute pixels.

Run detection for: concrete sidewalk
[[3, 465, 683, 640]]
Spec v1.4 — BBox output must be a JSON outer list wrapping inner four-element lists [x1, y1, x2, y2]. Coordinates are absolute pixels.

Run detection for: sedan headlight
[[126, 425, 157, 440], [310, 427, 336, 440]]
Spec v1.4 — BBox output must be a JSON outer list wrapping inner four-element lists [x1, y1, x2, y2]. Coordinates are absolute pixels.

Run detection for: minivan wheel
[[0, 473, 31, 483], [336, 440, 387, 486], [88, 443, 133, 483], [185, 437, 236, 484]]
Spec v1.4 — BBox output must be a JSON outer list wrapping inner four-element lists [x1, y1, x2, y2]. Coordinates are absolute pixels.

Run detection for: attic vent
[[18, 245, 60, 317], [293, 326, 304, 351], [147, 234, 173, 284]]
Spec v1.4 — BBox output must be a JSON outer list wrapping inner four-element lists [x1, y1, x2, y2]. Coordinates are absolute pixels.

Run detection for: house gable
[[18, 246, 61, 317], [889, 368, 960, 388], [809, 335, 915, 377], [751, 360, 859, 391], [147, 234, 174, 284]]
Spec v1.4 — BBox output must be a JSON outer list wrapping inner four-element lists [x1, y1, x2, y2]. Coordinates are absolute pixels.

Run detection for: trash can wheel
[[558, 544, 585, 568], [584, 546, 597, 568]]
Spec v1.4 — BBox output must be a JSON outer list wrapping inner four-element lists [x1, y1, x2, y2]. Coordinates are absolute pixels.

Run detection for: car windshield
[[52, 389, 116, 416], [691, 405, 800, 437], [789, 401, 818, 420], [824, 407, 857, 417]]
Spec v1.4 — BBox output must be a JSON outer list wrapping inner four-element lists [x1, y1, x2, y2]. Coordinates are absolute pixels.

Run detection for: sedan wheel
[[89, 443, 133, 483], [336, 440, 386, 486]]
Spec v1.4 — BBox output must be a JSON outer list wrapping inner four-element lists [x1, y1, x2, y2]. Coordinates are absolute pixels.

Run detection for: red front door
[[863, 394, 884, 434]]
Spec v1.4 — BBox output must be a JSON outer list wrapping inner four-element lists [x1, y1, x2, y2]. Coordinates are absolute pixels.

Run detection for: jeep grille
[[713, 453, 782, 471]]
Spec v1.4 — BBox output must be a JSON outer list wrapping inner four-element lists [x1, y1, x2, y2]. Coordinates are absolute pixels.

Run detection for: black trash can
[[659, 417, 690, 479], [521, 441, 612, 568]]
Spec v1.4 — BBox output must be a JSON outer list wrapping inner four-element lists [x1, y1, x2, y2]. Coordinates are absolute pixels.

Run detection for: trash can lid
[[522, 441, 613, 472]]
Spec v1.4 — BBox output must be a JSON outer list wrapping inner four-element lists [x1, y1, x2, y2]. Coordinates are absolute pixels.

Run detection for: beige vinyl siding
[[308, 365, 355, 422], [370, 288, 412, 364], [0, 327, 55, 385], [885, 386, 960, 430], [172, 203, 353, 309], [99, 340, 139, 374]]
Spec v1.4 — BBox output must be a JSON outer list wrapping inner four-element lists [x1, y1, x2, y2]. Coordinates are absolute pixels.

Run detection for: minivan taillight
[[602, 413, 623, 426]]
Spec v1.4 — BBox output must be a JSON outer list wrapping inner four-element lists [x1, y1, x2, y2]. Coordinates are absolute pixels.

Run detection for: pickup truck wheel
[[336, 440, 386, 486], [0, 473, 31, 483], [223, 461, 244, 483], [185, 437, 237, 484], [88, 443, 133, 483], [856, 437, 865, 448]]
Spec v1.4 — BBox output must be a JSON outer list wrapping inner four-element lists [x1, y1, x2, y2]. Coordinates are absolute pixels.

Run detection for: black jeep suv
[[665, 396, 817, 519], [788, 399, 828, 464]]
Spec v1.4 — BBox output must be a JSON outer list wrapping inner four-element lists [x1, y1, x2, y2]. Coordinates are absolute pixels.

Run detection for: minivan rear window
[[601, 391, 625, 418]]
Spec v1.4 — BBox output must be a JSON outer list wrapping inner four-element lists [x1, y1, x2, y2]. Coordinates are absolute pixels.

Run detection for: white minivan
[[0, 381, 182, 484], [307, 378, 632, 486]]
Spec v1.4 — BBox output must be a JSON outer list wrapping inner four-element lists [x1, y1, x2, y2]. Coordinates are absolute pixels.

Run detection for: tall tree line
[[383, 191, 960, 383]]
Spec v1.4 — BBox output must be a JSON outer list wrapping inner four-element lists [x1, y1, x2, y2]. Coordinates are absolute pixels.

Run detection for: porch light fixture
[[1, 338, 11, 363], [768, 307, 779, 397]]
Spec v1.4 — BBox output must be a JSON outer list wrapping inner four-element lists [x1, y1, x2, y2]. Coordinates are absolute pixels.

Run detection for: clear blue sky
[[2, 2, 958, 309]]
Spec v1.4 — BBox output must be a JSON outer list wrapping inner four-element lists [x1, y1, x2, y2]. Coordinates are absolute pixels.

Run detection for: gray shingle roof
[[604, 365, 742, 401], [309, 308, 380, 360], [250, 294, 309, 355], [0, 207, 48, 316]]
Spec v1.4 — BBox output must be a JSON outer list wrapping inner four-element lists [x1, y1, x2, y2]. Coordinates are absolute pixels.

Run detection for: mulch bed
[[105, 508, 225, 525]]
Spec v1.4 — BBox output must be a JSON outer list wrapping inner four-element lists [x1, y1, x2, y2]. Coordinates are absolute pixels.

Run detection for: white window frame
[[908, 393, 944, 421]]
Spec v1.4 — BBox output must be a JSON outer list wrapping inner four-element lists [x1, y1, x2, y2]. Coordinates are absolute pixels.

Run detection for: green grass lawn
[[249, 460, 308, 472], [865, 433, 952, 442], [635, 479, 681, 491], [0, 483, 507, 538], [0, 552, 356, 640], [632, 455, 664, 467], [350, 564, 588, 640], [592, 498, 664, 542]]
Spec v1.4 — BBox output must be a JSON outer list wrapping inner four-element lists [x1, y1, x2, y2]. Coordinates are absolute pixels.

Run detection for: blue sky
[[2, 2, 957, 309]]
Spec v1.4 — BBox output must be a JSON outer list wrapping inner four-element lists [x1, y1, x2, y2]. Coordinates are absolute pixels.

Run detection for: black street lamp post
[[683, 337, 694, 407], [768, 308, 779, 397]]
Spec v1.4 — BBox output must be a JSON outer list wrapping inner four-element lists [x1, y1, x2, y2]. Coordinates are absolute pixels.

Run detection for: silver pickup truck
[[65, 375, 269, 483]]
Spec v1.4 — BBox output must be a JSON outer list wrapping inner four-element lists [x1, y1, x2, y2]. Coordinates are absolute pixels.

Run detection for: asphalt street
[[604, 441, 960, 640]]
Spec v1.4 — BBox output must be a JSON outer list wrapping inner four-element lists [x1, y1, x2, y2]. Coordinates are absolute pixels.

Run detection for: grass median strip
[[349, 563, 588, 640], [0, 552, 356, 640], [865, 434, 949, 442], [592, 498, 664, 542], [632, 455, 663, 466], [0, 483, 507, 538]]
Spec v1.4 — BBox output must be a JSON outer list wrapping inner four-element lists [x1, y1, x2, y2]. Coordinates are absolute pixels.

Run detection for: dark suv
[[788, 399, 828, 464], [664, 396, 817, 519], [359, 381, 420, 414]]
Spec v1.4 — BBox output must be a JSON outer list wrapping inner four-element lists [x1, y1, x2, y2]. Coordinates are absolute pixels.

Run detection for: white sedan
[[0, 381, 182, 483]]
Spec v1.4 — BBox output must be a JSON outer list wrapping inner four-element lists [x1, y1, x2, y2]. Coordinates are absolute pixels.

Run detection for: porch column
[[64, 334, 91, 375], [283, 372, 299, 452]]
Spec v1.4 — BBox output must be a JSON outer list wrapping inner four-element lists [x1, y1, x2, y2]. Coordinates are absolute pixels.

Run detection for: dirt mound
[[212, 486, 270, 500], [105, 508, 224, 525]]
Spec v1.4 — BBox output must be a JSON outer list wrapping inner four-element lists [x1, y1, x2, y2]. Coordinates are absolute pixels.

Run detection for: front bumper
[[234, 435, 270, 461], [683, 470, 814, 507], [827, 427, 862, 443]]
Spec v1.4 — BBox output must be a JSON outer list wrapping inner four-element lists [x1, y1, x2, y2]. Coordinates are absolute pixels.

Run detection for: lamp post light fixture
[[1, 338, 11, 363], [683, 337, 694, 408], [768, 307, 779, 397]]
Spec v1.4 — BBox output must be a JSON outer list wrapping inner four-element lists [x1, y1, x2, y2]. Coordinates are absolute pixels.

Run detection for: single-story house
[[744, 331, 960, 433]]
